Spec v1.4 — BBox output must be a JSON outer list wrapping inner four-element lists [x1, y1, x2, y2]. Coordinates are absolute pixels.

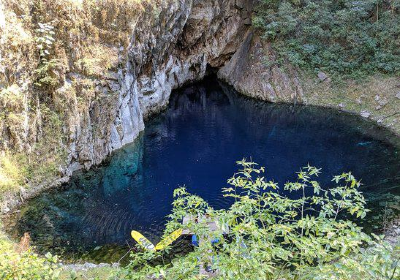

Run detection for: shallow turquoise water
[[5, 77, 400, 263]]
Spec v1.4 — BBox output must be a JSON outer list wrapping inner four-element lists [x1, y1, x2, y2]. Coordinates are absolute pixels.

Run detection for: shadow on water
[[4, 76, 400, 263]]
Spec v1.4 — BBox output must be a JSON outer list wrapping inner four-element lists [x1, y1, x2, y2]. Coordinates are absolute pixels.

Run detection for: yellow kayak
[[131, 229, 182, 251], [155, 229, 183, 250], [131, 230, 156, 251]]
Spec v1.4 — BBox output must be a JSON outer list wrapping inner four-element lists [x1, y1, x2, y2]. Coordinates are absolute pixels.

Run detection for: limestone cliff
[[0, 0, 302, 199], [73, 0, 261, 172], [218, 30, 303, 103]]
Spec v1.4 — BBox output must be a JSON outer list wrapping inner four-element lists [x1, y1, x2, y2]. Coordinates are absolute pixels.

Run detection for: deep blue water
[[6, 77, 400, 263]]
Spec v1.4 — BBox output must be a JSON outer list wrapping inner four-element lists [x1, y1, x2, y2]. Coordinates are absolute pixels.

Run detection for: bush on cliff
[[253, 0, 400, 79]]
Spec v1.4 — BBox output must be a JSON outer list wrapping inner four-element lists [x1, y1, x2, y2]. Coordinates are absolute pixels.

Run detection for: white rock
[[360, 110, 371, 118], [317, 71, 328, 81], [378, 98, 388, 107]]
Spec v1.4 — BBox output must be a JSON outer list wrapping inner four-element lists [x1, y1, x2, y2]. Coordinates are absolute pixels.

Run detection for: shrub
[[119, 160, 399, 279], [253, 0, 400, 79], [0, 228, 60, 280]]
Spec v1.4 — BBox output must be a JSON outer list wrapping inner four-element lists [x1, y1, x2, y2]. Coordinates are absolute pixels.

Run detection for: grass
[[0, 154, 25, 194], [303, 75, 400, 135]]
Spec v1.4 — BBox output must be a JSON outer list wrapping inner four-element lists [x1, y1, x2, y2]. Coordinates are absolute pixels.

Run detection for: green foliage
[[0, 251, 60, 280], [298, 235, 399, 279], [0, 229, 61, 280], [253, 0, 400, 78], [35, 22, 55, 60], [367, 193, 400, 231], [24, 104, 66, 184], [0, 85, 25, 110], [0, 154, 26, 193], [33, 22, 62, 88], [33, 59, 62, 88], [0, 102, 66, 195], [119, 160, 399, 279]]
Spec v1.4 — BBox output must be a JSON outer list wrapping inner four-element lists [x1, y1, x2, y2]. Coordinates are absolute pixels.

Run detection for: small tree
[[119, 160, 399, 279]]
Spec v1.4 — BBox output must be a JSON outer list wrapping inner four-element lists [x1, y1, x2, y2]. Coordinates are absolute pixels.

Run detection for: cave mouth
[[4, 76, 400, 264]]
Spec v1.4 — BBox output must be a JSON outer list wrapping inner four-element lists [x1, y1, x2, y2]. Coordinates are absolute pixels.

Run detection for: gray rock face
[[66, 0, 305, 173], [131, 0, 254, 117], [218, 31, 303, 103], [67, 0, 258, 172], [1, 0, 303, 178]]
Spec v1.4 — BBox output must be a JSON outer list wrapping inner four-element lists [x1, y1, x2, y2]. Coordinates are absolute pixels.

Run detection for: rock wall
[[1, 0, 302, 182], [69, 0, 258, 173], [218, 30, 303, 103], [132, 0, 254, 117]]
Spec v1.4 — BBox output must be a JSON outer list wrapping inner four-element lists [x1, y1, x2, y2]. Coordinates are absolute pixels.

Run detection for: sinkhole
[[4, 77, 400, 263]]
